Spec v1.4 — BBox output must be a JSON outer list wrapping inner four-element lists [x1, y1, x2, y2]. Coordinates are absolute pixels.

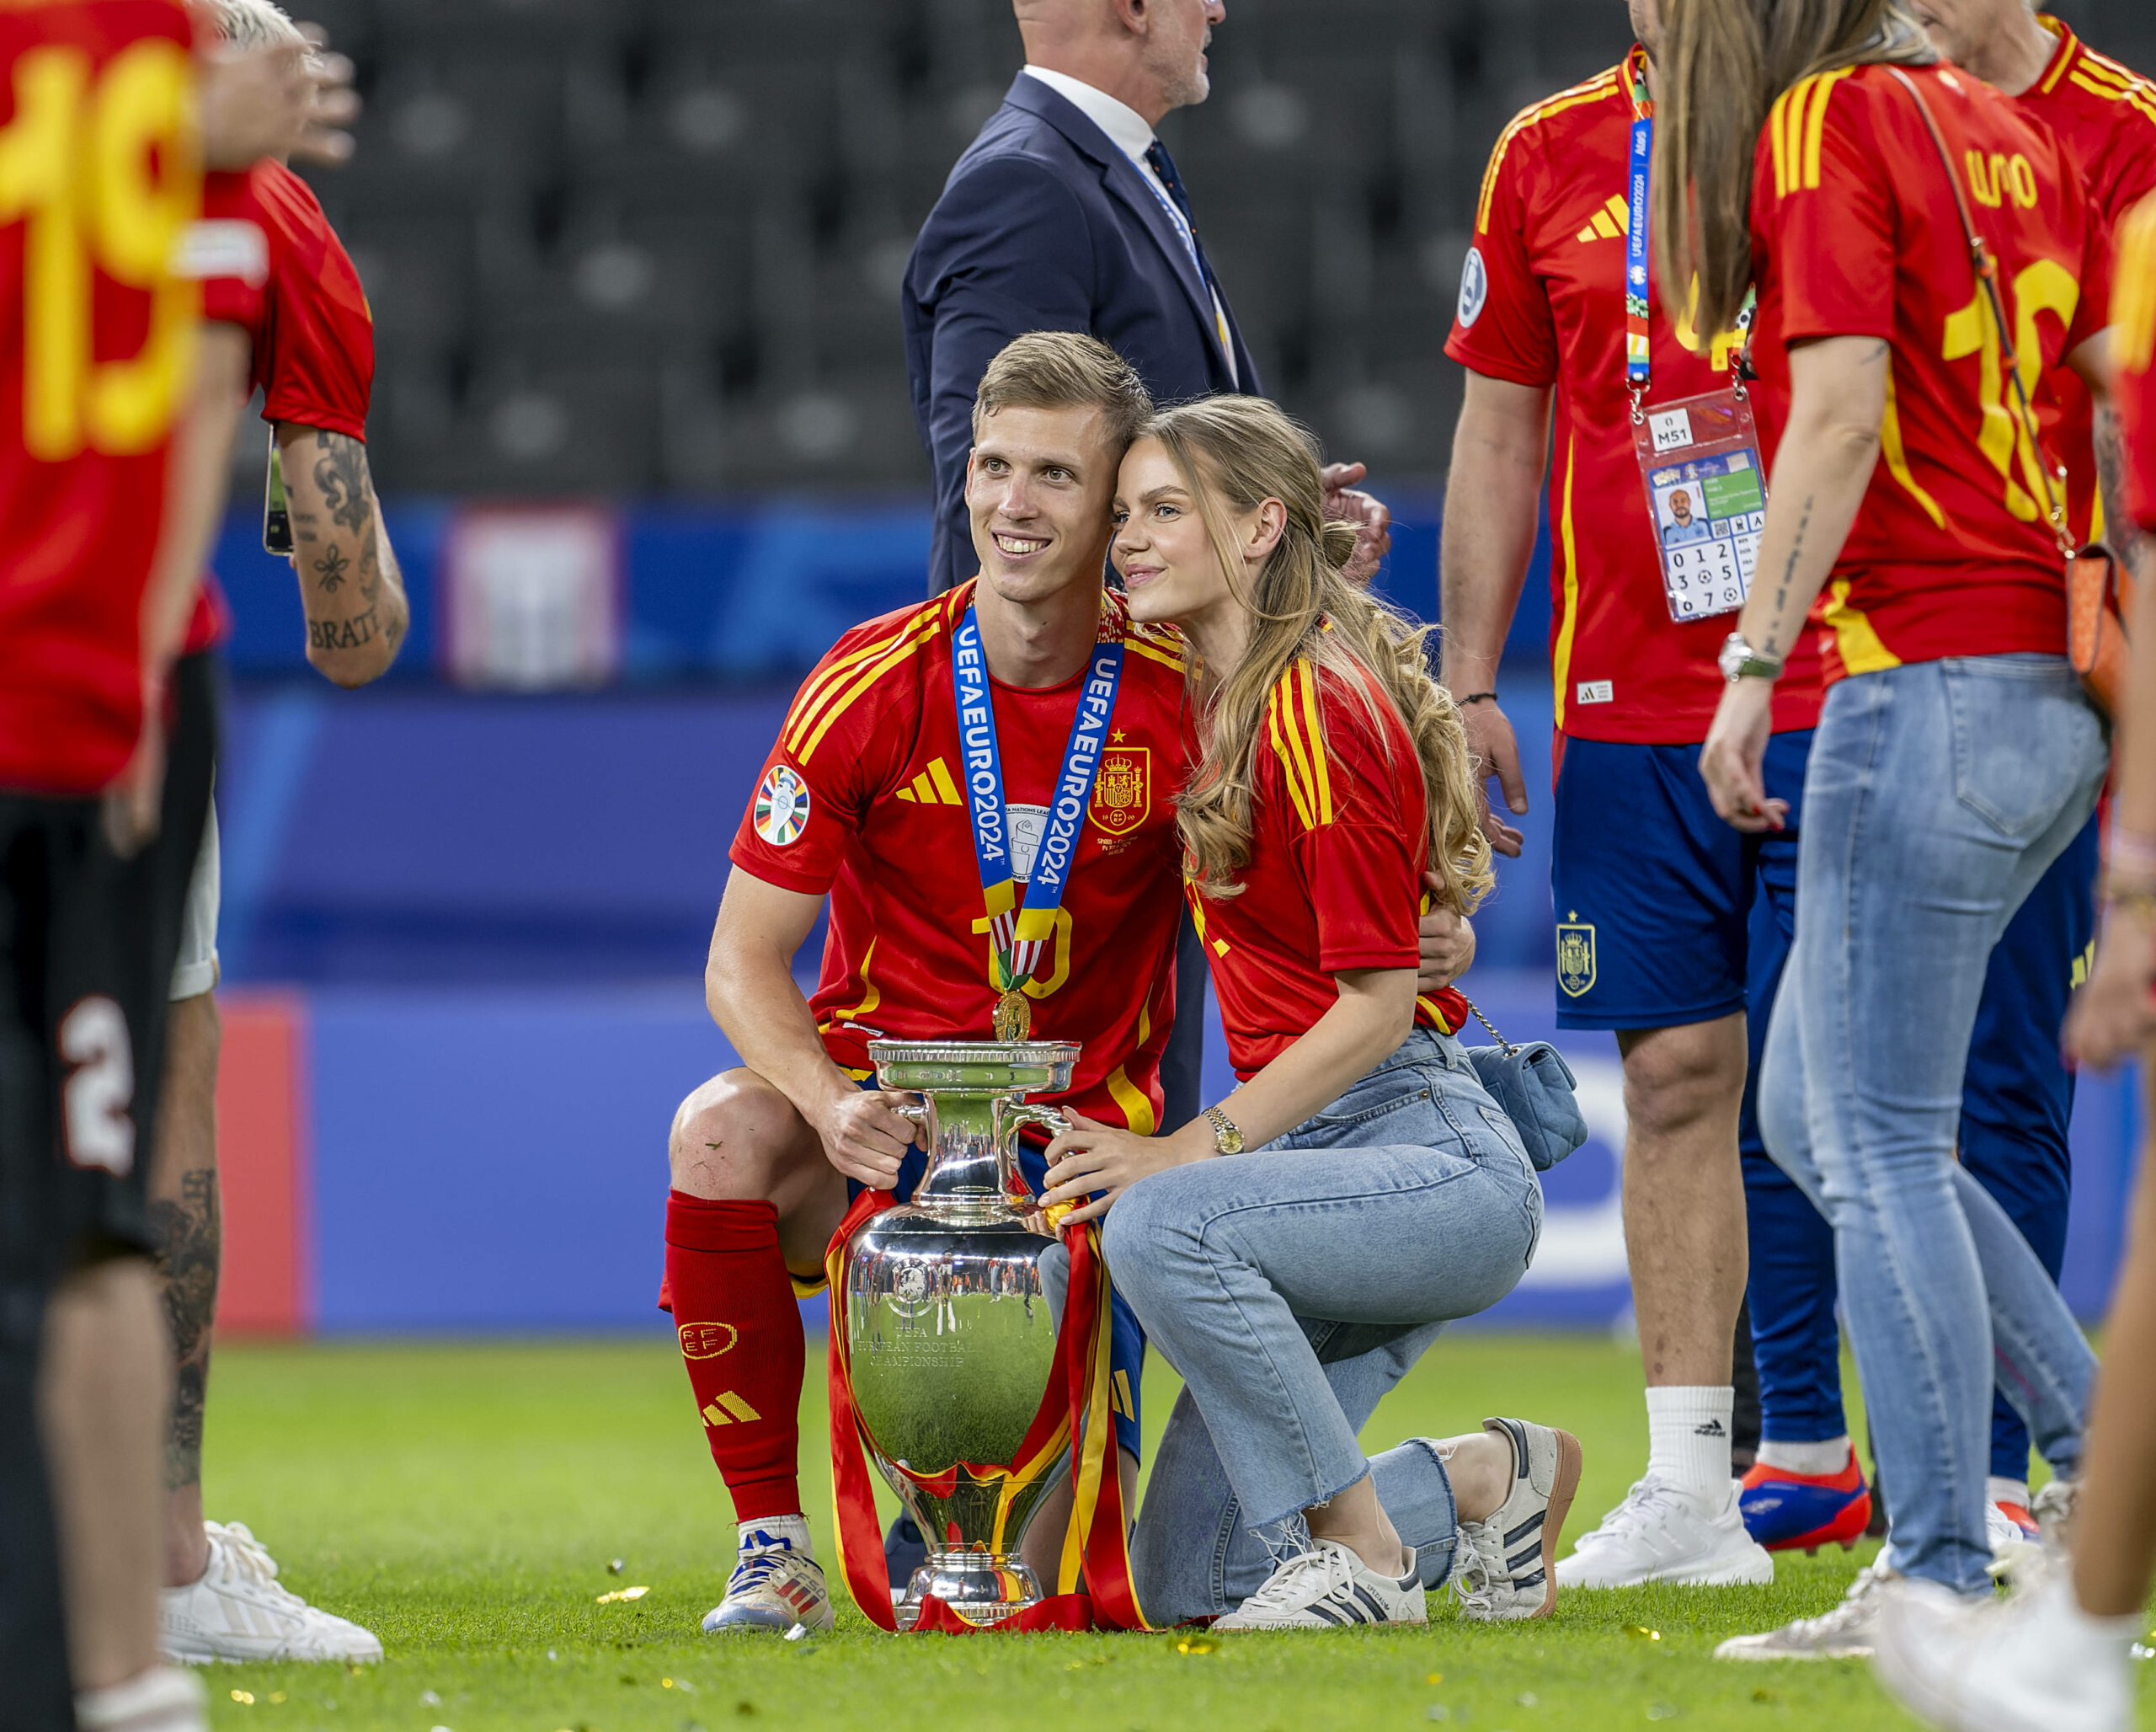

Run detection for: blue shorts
[[859, 1137, 1145, 1462], [1550, 732, 1812, 1031]]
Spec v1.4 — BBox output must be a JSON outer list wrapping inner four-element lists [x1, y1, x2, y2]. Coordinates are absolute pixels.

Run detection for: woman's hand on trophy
[[1039, 1110, 1212, 1226], [817, 1089, 926, 1188]]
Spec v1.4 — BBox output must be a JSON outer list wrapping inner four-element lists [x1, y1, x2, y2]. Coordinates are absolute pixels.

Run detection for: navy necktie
[[1144, 139, 1233, 369]]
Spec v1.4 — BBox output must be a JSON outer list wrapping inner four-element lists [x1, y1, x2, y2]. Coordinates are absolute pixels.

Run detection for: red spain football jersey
[[1445, 58, 1823, 745], [179, 161, 376, 657], [1191, 655, 1469, 1081], [1748, 61, 2111, 684], [728, 581, 1193, 1131], [2116, 195, 2156, 529], [0, 0, 200, 796], [2017, 16, 2156, 546]]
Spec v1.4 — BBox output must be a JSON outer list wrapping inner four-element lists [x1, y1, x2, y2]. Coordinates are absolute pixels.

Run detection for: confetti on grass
[[596, 1585, 650, 1603]]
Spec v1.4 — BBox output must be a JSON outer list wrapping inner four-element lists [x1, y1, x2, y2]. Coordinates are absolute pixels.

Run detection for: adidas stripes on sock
[[1645, 1385, 1735, 1498]]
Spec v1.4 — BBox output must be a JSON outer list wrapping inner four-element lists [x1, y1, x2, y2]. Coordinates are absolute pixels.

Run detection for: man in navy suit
[[905, 0, 1391, 597]]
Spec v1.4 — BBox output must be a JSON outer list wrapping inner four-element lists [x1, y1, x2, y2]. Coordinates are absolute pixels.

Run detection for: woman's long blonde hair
[[1654, 0, 1932, 338], [1142, 396, 1493, 917]]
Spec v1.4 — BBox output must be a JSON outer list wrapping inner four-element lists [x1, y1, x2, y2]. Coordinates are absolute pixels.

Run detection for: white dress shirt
[[1021, 65, 1238, 386]]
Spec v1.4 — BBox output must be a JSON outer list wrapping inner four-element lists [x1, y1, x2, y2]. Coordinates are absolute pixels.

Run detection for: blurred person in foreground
[[1869, 187, 2156, 1732], [2, 6, 358, 1721], [903, 0, 1395, 1257], [1668, 0, 2143, 1662], [1440, 0, 1799, 1587], [1039, 395, 1577, 1632], [0, 0, 216, 1722], [1733, 0, 2156, 1564], [665, 334, 1471, 1634], [150, 0, 401, 1669]]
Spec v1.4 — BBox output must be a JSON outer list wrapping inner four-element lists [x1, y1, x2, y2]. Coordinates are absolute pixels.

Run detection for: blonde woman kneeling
[[1040, 397, 1582, 1630]]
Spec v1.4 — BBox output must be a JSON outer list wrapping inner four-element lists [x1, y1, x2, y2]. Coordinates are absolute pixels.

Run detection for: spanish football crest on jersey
[[1089, 746, 1150, 836], [755, 766, 811, 846], [1556, 914, 1597, 998]]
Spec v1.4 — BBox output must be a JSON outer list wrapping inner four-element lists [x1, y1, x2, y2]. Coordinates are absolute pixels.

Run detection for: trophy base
[[901, 1551, 1046, 1628]]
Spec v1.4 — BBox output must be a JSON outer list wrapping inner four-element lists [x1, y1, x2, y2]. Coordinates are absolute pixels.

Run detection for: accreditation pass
[[1631, 387, 1769, 623]]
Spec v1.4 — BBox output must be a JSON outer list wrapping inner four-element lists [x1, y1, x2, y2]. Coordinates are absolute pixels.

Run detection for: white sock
[[1645, 1385, 1734, 1498], [1988, 1476, 2031, 1510], [1757, 1435, 1853, 1478], [738, 1514, 812, 1558]]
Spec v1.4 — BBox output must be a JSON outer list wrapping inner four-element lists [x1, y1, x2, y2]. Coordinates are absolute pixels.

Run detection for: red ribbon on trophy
[[824, 1190, 1150, 1633]]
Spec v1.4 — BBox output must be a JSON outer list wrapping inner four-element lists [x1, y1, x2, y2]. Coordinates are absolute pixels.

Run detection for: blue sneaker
[[1740, 1451, 1872, 1554], [702, 1529, 835, 1633]]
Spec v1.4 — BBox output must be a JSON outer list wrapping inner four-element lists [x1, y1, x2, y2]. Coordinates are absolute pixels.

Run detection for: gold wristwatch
[[1203, 1104, 1245, 1155]]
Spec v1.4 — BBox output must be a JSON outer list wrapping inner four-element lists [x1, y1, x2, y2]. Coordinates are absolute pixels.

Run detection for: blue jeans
[[1102, 1027, 1543, 1623], [1758, 654, 2104, 1594]]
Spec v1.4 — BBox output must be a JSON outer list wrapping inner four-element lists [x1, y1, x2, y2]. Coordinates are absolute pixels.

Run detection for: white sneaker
[[159, 1521, 382, 1664], [1873, 1573, 2133, 1731], [1215, 1537, 1427, 1631], [77, 1666, 209, 1732], [1715, 1560, 1892, 1660], [702, 1527, 836, 1633], [1557, 1473, 1774, 1589], [1450, 1417, 1583, 1622]]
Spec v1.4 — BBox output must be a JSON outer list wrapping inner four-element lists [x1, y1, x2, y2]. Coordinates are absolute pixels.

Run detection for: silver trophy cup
[[835, 1039, 1077, 1625]]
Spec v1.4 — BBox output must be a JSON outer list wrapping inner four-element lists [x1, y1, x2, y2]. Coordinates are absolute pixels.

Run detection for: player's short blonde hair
[[971, 331, 1152, 449], [201, 0, 308, 51]]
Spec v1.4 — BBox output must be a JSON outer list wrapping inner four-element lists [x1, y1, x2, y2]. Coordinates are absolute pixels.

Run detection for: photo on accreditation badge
[[32, 0, 2155, 1724]]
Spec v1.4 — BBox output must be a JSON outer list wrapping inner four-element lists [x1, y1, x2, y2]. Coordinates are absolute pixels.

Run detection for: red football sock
[[665, 1192, 804, 1523]]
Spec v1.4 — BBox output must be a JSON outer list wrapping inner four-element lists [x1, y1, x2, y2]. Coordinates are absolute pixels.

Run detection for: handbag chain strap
[[1886, 66, 2077, 562], [1453, 992, 1518, 1057]]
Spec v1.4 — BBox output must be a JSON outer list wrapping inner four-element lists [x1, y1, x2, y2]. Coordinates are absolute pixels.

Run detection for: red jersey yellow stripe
[[1475, 70, 1620, 234]]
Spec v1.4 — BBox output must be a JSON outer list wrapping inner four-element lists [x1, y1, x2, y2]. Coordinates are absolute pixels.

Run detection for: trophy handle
[[1002, 1104, 1070, 1142], [894, 1099, 930, 1149]]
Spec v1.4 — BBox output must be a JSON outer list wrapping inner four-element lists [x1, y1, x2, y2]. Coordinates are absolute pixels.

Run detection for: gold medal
[[992, 988, 1033, 1043]]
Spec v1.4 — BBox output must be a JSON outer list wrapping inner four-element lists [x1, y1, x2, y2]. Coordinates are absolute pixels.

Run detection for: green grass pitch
[[196, 1334, 2142, 1730]]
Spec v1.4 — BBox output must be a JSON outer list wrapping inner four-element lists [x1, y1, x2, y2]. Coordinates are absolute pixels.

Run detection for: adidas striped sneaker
[[1215, 1537, 1427, 1632], [1451, 1417, 1584, 1622]]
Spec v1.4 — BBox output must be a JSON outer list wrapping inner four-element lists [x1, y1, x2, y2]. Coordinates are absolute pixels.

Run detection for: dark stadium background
[[199, 0, 2153, 1339]]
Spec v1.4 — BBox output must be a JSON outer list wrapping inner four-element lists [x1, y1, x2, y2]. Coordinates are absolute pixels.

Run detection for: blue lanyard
[[1623, 45, 1654, 396], [950, 601, 1125, 992]]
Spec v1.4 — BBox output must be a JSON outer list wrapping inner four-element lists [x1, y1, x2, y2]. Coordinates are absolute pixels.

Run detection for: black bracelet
[[1459, 691, 1499, 706]]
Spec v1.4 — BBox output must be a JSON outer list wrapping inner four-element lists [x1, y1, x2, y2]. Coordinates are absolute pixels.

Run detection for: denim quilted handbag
[[1456, 995, 1588, 1172]]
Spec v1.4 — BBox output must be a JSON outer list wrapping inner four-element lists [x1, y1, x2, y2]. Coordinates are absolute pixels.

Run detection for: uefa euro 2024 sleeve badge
[[754, 766, 811, 847], [1556, 911, 1597, 999]]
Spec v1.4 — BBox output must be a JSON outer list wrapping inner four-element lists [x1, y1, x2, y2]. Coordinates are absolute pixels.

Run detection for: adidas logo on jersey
[[1576, 194, 1630, 243]]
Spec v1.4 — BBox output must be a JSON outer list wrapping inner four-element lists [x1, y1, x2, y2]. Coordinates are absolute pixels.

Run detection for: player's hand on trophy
[[1319, 462, 1392, 587], [1417, 889, 1476, 992], [1460, 697, 1526, 858], [818, 1088, 927, 1189], [1040, 1110, 1207, 1226]]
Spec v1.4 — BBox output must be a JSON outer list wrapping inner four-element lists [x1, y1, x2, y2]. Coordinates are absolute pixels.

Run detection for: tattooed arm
[[2070, 330, 2156, 593], [278, 424, 408, 687], [1698, 335, 1888, 832]]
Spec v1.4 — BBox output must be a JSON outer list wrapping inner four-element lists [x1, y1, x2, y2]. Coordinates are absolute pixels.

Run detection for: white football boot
[[1872, 1573, 2134, 1732], [1715, 1560, 1892, 1660], [702, 1526, 836, 1633], [1449, 1417, 1584, 1622], [159, 1521, 382, 1664], [1557, 1473, 1774, 1588], [1215, 1537, 1427, 1631]]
